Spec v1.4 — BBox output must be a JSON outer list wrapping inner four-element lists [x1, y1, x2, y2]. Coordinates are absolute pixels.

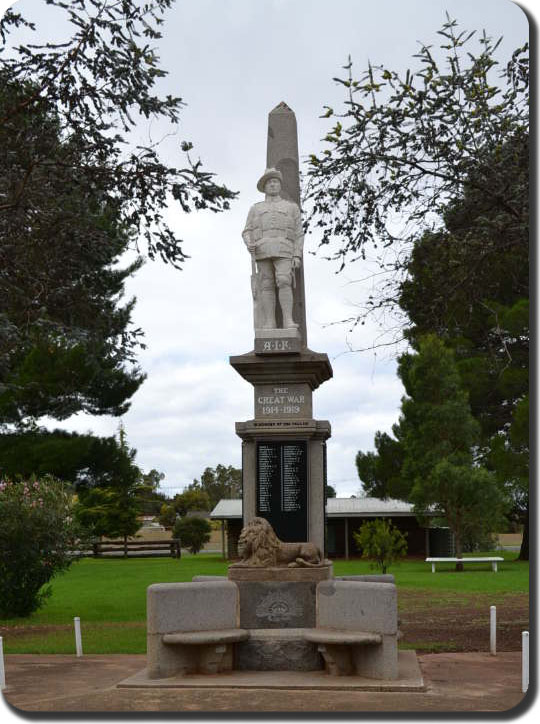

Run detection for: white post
[[0, 636, 6, 690], [74, 617, 83, 657], [522, 631, 529, 693], [489, 606, 496, 655]]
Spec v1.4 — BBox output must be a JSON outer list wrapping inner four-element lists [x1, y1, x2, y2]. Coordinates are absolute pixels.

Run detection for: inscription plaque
[[254, 383, 312, 419], [257, 440, 308, 541]]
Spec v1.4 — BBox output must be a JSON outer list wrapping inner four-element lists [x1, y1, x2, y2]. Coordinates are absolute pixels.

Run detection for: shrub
[[353, 518, 408, 574], [173, 516, 212, 555], [0, 476, 88, 617]]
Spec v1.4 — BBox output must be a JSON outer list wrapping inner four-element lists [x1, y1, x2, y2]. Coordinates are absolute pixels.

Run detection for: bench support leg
[[318, 644, 353, 676], [492, 562, 498, 572], [198, 644, 231, 674], [432, 563, 436, 573]]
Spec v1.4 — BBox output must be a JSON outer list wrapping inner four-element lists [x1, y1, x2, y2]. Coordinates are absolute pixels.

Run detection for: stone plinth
[[228, 565, 333, 630], [235, 628, 323, 671], [228, 565, 333, 582], [230, 349, 332, 390]]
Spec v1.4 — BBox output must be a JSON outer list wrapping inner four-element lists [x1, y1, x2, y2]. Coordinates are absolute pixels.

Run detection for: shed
[[210, 497, 446, 559]]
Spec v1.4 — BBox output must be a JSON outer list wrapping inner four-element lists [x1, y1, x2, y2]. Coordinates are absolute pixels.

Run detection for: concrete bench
[[315, 580, 398, 679], [304, 628, 383, 676], [426, 557, 504, 572], [147, 581, 245, 679]]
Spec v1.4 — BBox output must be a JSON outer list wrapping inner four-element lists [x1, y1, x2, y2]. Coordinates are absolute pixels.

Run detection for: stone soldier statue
[[242, 168, 304, 330]]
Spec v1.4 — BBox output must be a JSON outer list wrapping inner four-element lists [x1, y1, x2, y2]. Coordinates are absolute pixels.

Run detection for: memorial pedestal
[[230, 350, 332, 553]]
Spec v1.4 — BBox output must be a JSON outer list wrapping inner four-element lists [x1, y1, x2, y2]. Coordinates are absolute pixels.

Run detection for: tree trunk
[[455, 531, 463, 572], [517, 506, 529, 561]]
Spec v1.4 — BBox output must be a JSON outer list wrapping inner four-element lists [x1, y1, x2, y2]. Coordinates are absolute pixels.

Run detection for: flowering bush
[[0, 475, 87, 618]]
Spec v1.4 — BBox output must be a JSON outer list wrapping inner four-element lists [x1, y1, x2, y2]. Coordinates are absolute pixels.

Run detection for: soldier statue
[[242, 168, 303, 330]]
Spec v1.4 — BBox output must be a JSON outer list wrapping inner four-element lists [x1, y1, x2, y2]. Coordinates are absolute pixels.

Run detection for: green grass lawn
[[1, 551, 528, 654]]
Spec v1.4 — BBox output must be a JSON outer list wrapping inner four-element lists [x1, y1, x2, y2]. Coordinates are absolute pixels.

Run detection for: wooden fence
[[91, 539, 181, 558]]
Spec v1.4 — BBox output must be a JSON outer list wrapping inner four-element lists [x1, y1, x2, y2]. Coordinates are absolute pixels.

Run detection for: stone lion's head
[[237, 516, 280, 566]]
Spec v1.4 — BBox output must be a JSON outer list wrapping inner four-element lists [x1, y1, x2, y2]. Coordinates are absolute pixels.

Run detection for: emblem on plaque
[[255, 591, 302, 622]]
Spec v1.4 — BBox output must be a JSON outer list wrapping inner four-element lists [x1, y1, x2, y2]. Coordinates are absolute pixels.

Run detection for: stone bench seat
[[162, 629, 249, 646], [304, 628, 382, 646]]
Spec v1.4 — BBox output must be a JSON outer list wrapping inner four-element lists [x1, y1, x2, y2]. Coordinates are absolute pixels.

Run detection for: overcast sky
[[2, 0, 530, 499]]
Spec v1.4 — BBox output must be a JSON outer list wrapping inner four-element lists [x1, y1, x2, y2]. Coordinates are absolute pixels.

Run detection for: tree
[[1, 0, 236, 426], [353, 518, 407, 574], [0, 0, 235, 265], [136, 470, 168, 516], [325, 484, 337, 499], [0, 74, 146, 425], [397, 133, 528, 558], [74, 423, 143, 544], [0, 475, 88, 617], [489, 395, 529, 560], [158, 503, 177, 529], [305, 18, 527, 333], [397, 335, 507, 566], [189, 465, 242, 510], [0, 428, 141, 486], [356, 431, 406, 500], [173, 516, 212, 555], [173, 488, 211, 517], [306, 17, 528, 557]]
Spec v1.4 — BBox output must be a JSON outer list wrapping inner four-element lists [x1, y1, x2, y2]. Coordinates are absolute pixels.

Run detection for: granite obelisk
[[266, 102, 308, 348], [231, 103, 333, 554]]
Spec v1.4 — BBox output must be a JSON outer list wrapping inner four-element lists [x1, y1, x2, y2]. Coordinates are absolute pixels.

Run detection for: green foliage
[[356, 431, 406, 499], [173, 488, 211, 516], [173, 516, 212, 555], [189, 464, 242, 510], [353, 518, 407, 573], [0, 476, 88, 618], [158, 503, 177, 529], [0, 0, 236, 266], [136, 469, 168, 516], [397, 134, 528, 558], [306, 17, 527, 273], [74, 425, 143, 541], [325, 484, 337, 498], [0, 73, 145, 425], [397, 336, 507, 558], [0, 428, 138, 486], [1, 0, 236, 427]]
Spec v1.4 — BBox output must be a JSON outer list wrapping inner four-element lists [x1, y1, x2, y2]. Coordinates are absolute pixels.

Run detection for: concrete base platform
[[117, 650, 423, 692]]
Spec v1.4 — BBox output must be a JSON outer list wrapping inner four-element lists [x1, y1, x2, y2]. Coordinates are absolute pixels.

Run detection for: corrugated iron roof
[[210, 497, 416, 519], [326, 497, 414, 516], [211, 499, 243, 518]]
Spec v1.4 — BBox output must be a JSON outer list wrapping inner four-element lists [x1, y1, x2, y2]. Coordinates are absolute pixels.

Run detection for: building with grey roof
[[210, 497, 451, 560]]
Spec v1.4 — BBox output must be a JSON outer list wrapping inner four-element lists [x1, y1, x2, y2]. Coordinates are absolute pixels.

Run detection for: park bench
[[92, 539, 181, 558], [310, 579, 399, 679], [425, 556, 504, 572], [146, 578, 399, 680], [147, 581, 247, 679]]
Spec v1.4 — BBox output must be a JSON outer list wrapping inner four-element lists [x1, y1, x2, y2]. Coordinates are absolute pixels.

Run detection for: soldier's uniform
[[242, 198, 303, 262], [242, 168, 304, 330]]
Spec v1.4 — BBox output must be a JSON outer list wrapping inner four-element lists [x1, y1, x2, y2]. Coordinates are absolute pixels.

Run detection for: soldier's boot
[[260, 290, 277, 329], [277, 285, 298, 329]]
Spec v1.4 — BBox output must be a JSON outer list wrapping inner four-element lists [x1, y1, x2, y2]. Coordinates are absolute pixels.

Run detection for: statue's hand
[[292, 256, 301, 269]]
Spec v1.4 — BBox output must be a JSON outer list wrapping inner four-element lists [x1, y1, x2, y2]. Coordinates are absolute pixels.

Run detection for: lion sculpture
[[231, 516, 328, 568]]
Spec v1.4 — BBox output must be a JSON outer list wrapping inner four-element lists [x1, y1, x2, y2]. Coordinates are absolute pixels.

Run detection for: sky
[[1, 0, 531, 499]]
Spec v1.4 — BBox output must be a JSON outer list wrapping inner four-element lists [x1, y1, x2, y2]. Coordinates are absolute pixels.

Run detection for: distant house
[[210, 497, 452, 559]]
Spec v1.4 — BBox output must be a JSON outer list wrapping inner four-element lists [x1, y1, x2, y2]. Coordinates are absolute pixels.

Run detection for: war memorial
[[117, 104, 423, 692]]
